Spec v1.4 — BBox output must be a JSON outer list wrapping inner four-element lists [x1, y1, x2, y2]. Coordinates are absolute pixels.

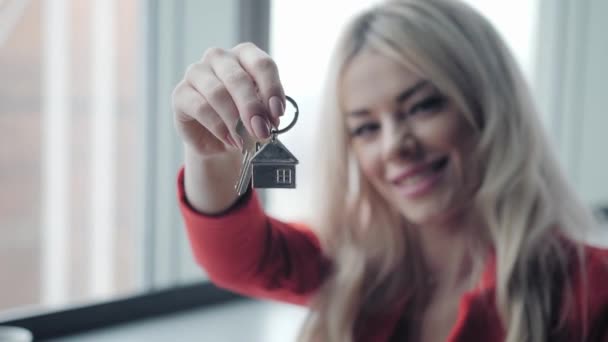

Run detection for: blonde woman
[[172, 0, 608, 341]]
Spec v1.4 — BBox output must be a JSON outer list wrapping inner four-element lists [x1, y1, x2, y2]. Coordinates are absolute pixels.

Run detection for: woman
[[172, 0, 608, 341]]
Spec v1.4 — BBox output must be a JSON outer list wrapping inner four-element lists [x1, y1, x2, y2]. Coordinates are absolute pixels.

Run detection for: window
[[276, 169, 292, 184], [0, 0, 248, 324], [0, 0, 142, 316]]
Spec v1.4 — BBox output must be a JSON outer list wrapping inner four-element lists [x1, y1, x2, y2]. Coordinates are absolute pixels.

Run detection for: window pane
[[0, 0, 142, 315]]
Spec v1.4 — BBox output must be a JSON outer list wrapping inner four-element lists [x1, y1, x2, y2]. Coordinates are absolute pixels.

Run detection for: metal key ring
[[270, 95, 298, 136]]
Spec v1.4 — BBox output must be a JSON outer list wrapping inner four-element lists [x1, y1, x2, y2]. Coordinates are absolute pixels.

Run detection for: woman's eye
[[351, 123, 379, 138], [408, 95, 446, 116]]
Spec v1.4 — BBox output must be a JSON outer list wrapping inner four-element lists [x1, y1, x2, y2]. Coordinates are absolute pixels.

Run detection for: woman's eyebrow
[[347, 80, 430, 118], [348, 109, 370, 118], [396, 80, 429, 104]]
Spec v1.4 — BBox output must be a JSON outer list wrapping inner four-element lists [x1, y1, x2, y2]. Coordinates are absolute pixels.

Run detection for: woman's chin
[[399, 199, 459, 227]]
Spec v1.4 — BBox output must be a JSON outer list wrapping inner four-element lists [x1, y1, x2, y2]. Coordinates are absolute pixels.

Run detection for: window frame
[[0, 282, 243, 340], [0, 0, 270, 338]]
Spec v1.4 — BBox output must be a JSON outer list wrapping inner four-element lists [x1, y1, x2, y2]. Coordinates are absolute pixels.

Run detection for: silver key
[[234, 120, 257, 195], [235, 149, 253, 195]]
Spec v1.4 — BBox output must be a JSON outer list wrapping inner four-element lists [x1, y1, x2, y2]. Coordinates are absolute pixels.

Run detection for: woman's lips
[[393, 157, 448, 198]]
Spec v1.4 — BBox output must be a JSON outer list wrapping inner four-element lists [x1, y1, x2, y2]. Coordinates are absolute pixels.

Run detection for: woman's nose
[[382, 122, 416, 163]]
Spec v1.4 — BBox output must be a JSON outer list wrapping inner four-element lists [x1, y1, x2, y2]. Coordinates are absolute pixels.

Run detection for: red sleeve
[[563, 245, 608, 341], [176, 167, 329, 306], [582, 246, 608, 341]]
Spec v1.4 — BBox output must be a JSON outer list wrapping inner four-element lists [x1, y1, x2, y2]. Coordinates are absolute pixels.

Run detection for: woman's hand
[[174, 43, 286, 213], [172, 42, 286, 157]]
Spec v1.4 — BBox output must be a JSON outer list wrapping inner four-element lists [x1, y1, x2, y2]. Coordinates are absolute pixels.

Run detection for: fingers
[[172, 80, 238, 149], [205, 47, 272, 140], [233, 42, 285, 128], [177, 43, 285, 147], [184, 63, 243, 147]]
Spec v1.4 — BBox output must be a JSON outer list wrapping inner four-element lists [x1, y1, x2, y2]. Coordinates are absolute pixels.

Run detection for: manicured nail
[[270, 115, 280, 129], [225, 132, 238, 149], [250, 115, 270, 139], [233, 134, 244, 150], [269, 96, 285, 118]]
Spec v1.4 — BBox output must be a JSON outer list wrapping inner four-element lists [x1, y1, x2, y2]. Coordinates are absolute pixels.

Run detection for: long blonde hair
[[299, 0, 597, 341]]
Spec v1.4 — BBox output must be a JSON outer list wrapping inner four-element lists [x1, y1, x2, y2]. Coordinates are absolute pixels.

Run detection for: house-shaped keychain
[[250, 138, 299, 188]]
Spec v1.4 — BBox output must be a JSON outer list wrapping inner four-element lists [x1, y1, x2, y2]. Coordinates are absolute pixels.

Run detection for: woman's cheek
[[355, 144, 383, 182], [418, 115, 462, 147]]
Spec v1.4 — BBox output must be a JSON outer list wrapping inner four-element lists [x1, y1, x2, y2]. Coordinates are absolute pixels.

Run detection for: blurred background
[[0, 0, 606, 340]]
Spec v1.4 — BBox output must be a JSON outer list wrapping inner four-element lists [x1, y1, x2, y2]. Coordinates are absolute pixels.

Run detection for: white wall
[[535, 0, 608, 209], [577, 0, 608, 208]]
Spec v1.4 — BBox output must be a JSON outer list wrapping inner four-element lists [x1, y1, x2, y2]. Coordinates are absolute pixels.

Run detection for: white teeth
[[400, 169, 435, 186]]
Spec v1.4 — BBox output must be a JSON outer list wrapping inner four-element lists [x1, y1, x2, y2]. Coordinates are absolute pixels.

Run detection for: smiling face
[[341, 51, 480, 227]]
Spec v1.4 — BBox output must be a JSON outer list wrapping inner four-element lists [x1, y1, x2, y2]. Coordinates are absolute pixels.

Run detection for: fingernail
[[269, 96, 285, 118], [250, 115, 270, 139], [233, 134, 244, 150], [225, 133, 238, 149], [270, 115, 280, 129]]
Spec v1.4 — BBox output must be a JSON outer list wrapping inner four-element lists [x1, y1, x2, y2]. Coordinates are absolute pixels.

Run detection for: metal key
[[234, 119, 258, 195]]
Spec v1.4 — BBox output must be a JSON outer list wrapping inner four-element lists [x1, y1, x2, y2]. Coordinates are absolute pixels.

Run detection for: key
[[234, 119, 257, 196], [235, 149, 253, 195]]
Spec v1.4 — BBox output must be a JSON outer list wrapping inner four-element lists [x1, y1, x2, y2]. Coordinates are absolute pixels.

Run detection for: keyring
[[270, 95, 299, 137]]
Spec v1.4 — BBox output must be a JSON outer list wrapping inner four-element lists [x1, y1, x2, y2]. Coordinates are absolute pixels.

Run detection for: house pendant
[[250, 138, 298, 189]]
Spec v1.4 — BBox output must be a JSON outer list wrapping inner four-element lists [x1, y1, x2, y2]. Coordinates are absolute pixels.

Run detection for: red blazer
[[177, 169, 608, 341]]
